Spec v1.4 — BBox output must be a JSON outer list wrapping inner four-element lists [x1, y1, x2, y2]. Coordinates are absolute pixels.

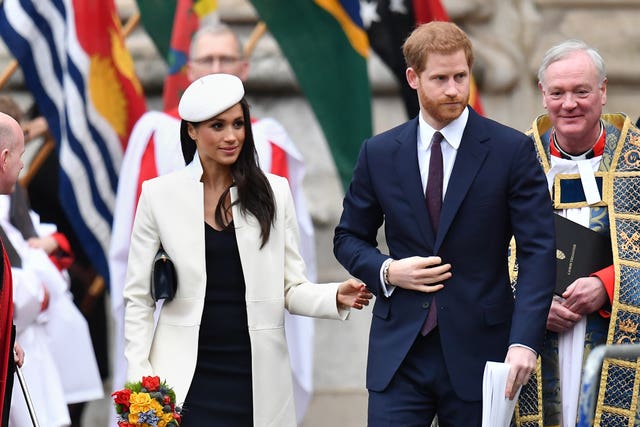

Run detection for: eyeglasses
[[191, 55, 242, 68]]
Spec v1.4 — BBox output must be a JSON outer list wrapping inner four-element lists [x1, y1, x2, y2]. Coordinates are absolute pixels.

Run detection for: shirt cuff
[[379, 258, 396, 298], [509, 343, 537, 357]]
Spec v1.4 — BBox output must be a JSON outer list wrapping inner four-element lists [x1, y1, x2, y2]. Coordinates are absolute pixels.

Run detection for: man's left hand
[[504, 346, 536, 400]]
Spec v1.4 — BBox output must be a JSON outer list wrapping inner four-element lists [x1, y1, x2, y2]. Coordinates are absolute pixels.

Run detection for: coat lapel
[[435, 110, 490, 251], [394, 118, 436, 246]]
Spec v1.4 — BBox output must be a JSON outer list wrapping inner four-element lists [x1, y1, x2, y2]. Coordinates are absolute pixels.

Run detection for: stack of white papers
[[482, 361, 522, 427]]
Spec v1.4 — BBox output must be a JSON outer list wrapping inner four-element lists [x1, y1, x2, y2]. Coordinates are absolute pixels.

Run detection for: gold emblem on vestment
[[616, 319, 639, 344], [620, 230, 640, 252], [623, 149, 640, 168]]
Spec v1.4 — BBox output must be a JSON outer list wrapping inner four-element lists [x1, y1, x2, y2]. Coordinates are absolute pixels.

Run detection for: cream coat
[[123, 158, 348, 427]]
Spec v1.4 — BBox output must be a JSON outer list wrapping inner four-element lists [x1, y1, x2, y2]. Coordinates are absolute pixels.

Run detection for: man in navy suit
[[333, 21, 556, 426]]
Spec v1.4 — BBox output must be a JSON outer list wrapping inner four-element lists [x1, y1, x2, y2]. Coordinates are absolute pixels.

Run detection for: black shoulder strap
[[0, 228, 20, 269]]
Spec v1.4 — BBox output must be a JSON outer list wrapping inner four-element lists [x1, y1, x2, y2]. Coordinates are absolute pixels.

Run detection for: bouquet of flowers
[[112, 375, 182, 427]]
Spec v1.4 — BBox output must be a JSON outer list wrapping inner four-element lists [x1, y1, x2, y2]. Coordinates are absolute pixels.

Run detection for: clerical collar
[[550, 122, 605, 160]]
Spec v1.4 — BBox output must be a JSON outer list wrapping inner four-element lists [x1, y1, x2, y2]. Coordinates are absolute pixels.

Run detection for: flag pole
[[19, 136, 55, 188], [0, 60, 18, 91], [121, 10, 140, 37], [244, 21, 267, 59], [0, 10, 141, 91]]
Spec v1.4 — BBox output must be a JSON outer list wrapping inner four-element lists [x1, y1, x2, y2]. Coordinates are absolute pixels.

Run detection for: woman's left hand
[[337, 279, 372, 310]]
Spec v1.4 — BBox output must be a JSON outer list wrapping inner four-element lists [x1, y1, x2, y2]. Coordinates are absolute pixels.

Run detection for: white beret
[[178, 73, 245, 122]]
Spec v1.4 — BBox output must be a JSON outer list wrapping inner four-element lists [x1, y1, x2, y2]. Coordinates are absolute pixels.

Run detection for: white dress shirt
[[380, 108, 469, 295]]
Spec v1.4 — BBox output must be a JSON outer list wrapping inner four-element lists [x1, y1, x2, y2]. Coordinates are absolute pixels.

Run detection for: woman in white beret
[[122, 73, 371, 426]]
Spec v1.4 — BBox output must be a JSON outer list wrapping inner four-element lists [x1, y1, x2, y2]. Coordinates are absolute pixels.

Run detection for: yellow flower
[[129, 392, 153, 414], [161, 412, 174, 423], [128, 412, 139, 424], [150, 399, 164, 413]]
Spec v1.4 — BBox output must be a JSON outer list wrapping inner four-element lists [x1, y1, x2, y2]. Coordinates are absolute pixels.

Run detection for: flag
[[0, 0, 147, 283], [363, 0, 484, 118], [248, 0, 373, 191], [136, 0, 218, 111]]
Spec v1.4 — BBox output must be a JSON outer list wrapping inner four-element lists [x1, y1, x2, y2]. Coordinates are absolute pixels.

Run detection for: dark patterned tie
[[422, 131, 443, 336], [425, 131, 444, 233]]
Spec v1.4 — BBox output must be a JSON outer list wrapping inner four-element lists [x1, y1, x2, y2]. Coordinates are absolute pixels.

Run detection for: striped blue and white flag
[[0, 0, 147, 282]]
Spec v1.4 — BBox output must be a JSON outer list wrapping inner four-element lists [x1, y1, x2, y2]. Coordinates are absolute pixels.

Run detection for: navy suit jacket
[[334, 107, 556, 401]]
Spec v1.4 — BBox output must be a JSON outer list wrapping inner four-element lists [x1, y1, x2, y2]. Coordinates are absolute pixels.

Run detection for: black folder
[[554, 214, 613, 295]]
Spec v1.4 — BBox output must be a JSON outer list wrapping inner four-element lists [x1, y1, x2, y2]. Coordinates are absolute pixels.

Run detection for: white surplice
[[546, 154, 602, 427], [0, 195, 103, 427]]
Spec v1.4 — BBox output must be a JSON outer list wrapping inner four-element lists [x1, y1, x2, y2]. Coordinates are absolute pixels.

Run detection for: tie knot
[[431, 131, 444, 146]]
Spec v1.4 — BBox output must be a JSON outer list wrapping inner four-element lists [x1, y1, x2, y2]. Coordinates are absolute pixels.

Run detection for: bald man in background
[[0, 112, 26, 427]]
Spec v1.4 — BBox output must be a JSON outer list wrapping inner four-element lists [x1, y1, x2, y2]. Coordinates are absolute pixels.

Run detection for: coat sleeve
[[123, 182, 160, 381], [508, 136, 556, 352], [274, 178, 348, 320], [333, 139, 389, 297]]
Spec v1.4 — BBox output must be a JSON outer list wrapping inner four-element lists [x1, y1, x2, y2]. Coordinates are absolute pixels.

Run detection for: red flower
[[163, 395, 171, 405], [118, 421, 134, 427], [173, 412, 181, 423], [111, 389, 132, 407], [141, 375, 161, 391]]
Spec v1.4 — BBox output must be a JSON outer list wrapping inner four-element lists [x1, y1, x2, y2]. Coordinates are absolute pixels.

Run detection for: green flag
[[135, 0, 177, 60], [248, 0, 373, 190]]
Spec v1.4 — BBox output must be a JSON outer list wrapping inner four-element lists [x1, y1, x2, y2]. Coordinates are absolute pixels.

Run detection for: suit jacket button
[[422, 302, 430, 309]]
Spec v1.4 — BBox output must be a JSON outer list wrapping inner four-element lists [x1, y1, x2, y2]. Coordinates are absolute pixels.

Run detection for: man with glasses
[[517, 39, 640, 426], [109, 22, 316, 423]]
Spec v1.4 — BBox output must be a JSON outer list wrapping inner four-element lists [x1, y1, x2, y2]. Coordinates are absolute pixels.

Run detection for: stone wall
[[1, 0, 640, 424]]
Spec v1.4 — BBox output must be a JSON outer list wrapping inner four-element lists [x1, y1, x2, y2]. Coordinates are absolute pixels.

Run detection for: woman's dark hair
[[180, 98, 276, 247]]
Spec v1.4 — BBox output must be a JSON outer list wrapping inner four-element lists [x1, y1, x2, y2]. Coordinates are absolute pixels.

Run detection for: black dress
[[180, 223, 253, 426]]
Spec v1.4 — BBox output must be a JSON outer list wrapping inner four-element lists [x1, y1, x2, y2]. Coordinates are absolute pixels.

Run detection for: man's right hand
[[387, 256, 451, 293], [546, 297, 582, 332]]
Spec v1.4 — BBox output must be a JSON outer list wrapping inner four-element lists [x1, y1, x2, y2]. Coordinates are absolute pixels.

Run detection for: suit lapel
[[435, 110, 490, 250], [394, 119, 436, 246]]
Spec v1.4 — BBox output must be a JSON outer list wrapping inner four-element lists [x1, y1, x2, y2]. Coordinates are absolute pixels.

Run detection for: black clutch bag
[[151, 246, 177, 301]]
